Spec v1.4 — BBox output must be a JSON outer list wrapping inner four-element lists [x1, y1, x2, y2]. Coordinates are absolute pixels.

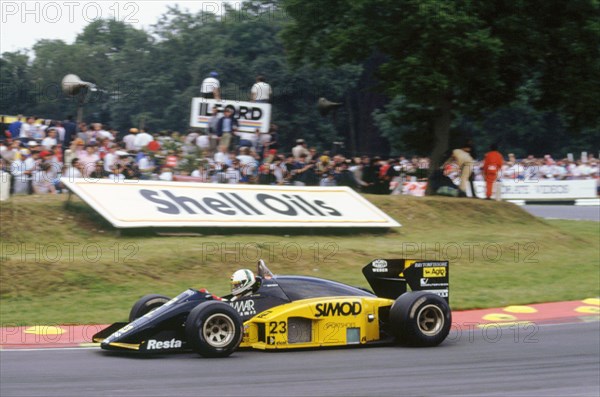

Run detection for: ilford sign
[[61, 179, 401, 229], [190, 98, 272, 133]]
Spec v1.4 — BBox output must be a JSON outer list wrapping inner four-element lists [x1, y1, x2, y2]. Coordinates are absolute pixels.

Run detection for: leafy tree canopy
[[281, 0, 600, 167]]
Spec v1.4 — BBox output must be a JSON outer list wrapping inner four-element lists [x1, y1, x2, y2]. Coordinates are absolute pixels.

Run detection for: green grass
[[1, 194, 598, 325]]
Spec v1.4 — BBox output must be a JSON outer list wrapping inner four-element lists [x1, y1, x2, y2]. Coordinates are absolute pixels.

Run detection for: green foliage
[[0, 3, 361, 151], [1, 1, 598, 158], [0, 51, 33, 114], [281, 0, 600, 160]]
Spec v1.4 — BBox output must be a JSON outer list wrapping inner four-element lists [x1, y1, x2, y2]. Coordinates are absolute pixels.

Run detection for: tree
[[280, 0, 600, 192], [0, 51, 33, 114]]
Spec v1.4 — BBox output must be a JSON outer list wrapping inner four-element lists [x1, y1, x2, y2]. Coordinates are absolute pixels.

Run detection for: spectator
[[292, 153, 317, 186], [108, 164, 125, 182], [8, 115, 23, 138], [77, 123, 90, 144], [292, 139, 309, 160], [363, 157, 378, 192], [201, 71, 221, 99], [263, 125, 279, 152], [10, 149, 30, 194], [158, 167, 173, 181], [207, 106, 222, 152], [103, 145, 118, 174], [191, 161, 210, 181], [62, 116, 77, 153], [39, 150, 61, 188], [32, 162, 56, 194], [350, 156, 369, 191], [41, 128, 58, 150], [137, 151, 156, 179], [90, 161, 108, 179], [320, 172, 336, 186], [237, 147, 256, 166], [96, 138, 109, 160], [1, 140, 20, 165], [133, 128, 154, 151], [445, 143, 475, 197], [271, 155, 288, 184], [214, 145, 229, 166], [77, 144, 100, 177], [226, 160, 242, 183], [122, 156, 141, 180], [236, 129, 257, 149], [196, 131, 210, 152], [63, 157, 83, 180], [307, 147, 318, 163], [22, 149, 40, 194], [483, 143, 504, 200], [335, 161, 358, 189], [123, 128, 138, 151], [258, 162, 275, 185], [19, 116, 38, 141], [216, 108, 238, 151], [93, 123, 113, 141], [39, 119, 52, 136], [250, 75, 272, 103]]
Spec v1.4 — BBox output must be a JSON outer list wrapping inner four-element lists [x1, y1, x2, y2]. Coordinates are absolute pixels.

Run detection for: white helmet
[[230, 269, 256, 296]]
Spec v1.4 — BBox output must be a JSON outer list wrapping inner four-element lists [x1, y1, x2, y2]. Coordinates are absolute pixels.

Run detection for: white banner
[[61, 179, 401, 229], [387, 179, 597, 200], [473, 179, 597, 199], [190, 98, 272, 133]]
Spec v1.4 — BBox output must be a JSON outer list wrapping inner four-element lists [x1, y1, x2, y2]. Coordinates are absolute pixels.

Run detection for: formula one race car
[[93, 259, 451, 357]]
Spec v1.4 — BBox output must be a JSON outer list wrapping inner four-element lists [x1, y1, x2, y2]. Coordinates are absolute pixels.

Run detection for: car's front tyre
[[185, 301, 243, 358], [128, 294, 170, 322]]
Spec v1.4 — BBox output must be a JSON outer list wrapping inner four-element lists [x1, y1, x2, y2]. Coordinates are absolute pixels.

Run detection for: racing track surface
[[522, 205, 600, 221], [2, 322, 599, 397]]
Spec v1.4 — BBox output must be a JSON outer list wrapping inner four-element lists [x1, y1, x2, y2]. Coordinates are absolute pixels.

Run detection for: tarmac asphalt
[[522, 205, 599, 221], [1, 321, 599, 397]]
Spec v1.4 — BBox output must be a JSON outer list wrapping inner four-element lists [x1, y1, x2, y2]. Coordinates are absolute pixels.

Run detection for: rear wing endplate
[[362, 259, 449, 302]]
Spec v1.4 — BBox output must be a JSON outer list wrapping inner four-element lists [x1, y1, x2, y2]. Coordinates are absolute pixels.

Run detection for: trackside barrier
[[0, 171, 10, 201]]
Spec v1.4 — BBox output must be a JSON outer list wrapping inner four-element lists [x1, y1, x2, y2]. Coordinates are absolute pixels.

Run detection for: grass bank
[[1, 194, 598, 325]]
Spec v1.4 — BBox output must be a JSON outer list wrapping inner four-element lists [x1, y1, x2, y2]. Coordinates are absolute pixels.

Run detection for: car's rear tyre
[[128, 294, 170, 322], [185, 301, 243, 358], [389, 291, 451, 347]]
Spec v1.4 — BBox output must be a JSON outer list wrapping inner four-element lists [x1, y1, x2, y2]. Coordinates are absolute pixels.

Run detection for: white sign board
[[61, 179, 401, 229], [473, 180, 597, 199], [0, 171, 10, 201], [190, 98, 272, 133]]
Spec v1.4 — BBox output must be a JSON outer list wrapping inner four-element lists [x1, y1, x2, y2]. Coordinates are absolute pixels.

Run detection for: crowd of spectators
[[1, 114, 598, 196]]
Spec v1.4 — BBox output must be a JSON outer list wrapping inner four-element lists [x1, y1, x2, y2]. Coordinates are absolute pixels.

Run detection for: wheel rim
[[202, 313, 236, 348], [416, 304, 444, 336]]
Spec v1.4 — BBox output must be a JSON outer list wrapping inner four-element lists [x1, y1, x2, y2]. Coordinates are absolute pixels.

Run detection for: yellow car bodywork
[[240, 296, 395, 350]]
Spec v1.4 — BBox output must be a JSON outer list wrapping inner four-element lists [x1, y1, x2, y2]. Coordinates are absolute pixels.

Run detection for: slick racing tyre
[[185, 301, 243, 358], [128, 294, 170, 322], [389, 291, 451, 347]]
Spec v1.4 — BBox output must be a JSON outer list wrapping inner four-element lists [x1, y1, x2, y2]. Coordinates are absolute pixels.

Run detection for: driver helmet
[[230, 269, 256, 296]]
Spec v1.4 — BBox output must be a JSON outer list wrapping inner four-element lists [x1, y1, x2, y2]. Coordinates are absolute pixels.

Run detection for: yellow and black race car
[[93, 259, 451, 358]]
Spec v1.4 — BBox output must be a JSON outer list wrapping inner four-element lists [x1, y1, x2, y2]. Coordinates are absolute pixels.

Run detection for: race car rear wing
[[362, 259, 449, 302]]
